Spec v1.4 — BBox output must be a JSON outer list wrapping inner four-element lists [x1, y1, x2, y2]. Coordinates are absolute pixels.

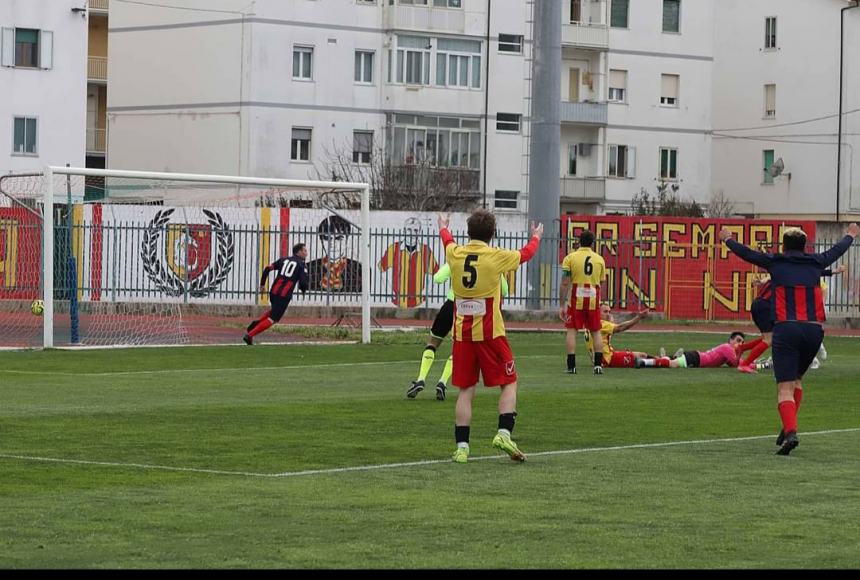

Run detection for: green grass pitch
[[1, 331, 859, 568]]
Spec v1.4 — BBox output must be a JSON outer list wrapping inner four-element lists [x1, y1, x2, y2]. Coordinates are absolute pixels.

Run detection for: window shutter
[[1, 28, 13, 67], [626, 146, 636, 178], [661, 74, 679, 99], [40, 30, 53, 69], [765, 84, 776, 112], [609, 69, 626, 89]]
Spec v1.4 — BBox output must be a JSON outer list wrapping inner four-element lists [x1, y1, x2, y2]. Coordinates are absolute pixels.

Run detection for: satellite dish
[[770, 158, 785, 177]]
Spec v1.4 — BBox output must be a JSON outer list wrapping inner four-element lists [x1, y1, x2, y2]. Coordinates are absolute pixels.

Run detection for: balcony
[[560, 177, 606, 201], [384, 4, 467, 34], [89, 0, 109, 13], [560, 100, 607, 125], [88, 56, 107, 82], [562, 23, 609, 50], [87, 128, 107, 154]]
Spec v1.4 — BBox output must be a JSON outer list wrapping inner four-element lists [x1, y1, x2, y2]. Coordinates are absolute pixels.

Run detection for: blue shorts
[[771, 322, 824, 382], [750, 298, 774, 333]]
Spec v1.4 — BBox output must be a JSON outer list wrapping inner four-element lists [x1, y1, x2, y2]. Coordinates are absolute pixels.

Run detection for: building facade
[[1, 0, 87, 176]]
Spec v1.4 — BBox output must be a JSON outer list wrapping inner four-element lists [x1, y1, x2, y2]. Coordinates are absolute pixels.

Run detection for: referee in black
[[720, 223, 858, 455]]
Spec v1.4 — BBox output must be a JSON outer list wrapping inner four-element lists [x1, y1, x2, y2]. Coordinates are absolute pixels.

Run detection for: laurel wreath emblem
[[141, 208, 235, 297]]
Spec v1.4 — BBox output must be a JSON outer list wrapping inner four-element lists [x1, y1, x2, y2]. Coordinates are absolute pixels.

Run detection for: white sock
[[457, 442, 469, 449], [498, 428, 511, 438]]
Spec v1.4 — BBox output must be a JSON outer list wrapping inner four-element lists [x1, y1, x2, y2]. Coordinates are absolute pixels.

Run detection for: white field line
[[1, 428, 857, 480]]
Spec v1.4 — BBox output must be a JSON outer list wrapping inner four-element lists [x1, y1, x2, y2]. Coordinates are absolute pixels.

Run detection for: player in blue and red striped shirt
[[721, 223, 858, 455], [243, 243, 309, 345]]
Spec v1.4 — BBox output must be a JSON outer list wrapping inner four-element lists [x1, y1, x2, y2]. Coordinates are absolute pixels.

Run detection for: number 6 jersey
[[562, 247, 606, 310]]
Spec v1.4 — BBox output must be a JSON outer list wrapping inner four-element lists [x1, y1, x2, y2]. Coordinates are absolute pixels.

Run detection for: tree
[[311, 137, 482, 212], [630, 182, 704, 217], [707, 190, 736, 218]]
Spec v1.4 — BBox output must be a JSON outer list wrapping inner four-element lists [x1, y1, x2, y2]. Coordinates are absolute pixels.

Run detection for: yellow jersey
[[584, 320, 617, 358], [562, 248, 607, 310], [446, 240, 521, 342]]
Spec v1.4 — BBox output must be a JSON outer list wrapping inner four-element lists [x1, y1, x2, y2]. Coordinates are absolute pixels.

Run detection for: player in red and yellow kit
[[583, 304, 651, 368], [559, 230, 607, 375], [439, 210, 543, 464]]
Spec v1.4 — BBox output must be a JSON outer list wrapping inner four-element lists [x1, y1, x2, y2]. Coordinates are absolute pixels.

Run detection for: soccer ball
[[30, 299, 44, 316]]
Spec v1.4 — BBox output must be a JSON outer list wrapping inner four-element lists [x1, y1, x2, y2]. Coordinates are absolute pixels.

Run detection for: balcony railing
[[86, 128, 107, 153], [384, 4, 467, 34], [88, 56, 107, 82], [89, 0, 109, 12], [562, 23, 609, 50], [560, 100, 607, 125], [560, 177, 606, 201]]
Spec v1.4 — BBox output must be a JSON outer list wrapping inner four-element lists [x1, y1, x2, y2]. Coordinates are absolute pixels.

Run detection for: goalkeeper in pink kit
[[636, 332, 745, 368]]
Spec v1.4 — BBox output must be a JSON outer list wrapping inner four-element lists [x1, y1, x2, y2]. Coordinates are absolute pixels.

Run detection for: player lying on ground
[[243, 243, 309, 345], [440, 210, 543, 464], [583, 304, 652, 368], [636, 332, 745, 368], [737, 265, 846, 373], [721, 223, 858, 456], [407, 263, 509, 402]]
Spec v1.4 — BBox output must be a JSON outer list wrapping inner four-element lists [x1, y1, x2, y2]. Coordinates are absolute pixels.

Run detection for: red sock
[[742, 340, 769, 367], [794, 388, 803, 412], [248, 317, 273, 338], [258, 309, 272, 323], [778, 400, 798, 433], [738, 337, 762, 353]]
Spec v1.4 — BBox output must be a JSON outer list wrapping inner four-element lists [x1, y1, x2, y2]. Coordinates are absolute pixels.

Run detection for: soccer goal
[[0, 167, 371, 348]]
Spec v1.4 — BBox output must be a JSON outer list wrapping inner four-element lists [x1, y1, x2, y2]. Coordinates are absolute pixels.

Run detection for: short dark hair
[[730, 331, 745, 341], [579, 230, 595, 248], [467, 209, 496, 243], [292, 243, 306, 255], [782, 227, 807, 252], [318, 215, 352, 235]]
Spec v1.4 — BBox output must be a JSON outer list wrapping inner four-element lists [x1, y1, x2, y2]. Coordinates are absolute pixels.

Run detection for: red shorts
[[452, 336, 518, 388], [565, 306, 602, 331], [605, 351, 637, 368]]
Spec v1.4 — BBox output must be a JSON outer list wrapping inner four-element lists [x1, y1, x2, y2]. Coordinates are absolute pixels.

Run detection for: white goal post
[[41, 166, 372, 347]]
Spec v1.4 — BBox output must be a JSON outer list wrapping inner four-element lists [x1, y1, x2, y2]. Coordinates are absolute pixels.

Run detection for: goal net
[[0, 167, 370, 348]]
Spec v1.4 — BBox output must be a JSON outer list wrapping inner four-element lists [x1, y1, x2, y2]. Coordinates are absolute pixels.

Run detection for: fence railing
[[88, 56, 107, 81], [16, 221, 856, 320]]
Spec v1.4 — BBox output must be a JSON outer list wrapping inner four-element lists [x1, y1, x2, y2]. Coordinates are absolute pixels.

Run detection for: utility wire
[[713, 107, 860, 132]]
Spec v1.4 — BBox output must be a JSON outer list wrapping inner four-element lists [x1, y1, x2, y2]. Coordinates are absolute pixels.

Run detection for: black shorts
[[750, 298, 774, 333], [683, 350, 701, 368], [430, 300, 455, 340], [772, 322, 824, 383], [268, 294, 292, 322]]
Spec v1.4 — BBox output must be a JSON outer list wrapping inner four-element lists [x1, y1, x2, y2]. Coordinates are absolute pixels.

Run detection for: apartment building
[[86, 0, 109, 174], [712, 0, 860, 220], [1, 0, 87, 176]]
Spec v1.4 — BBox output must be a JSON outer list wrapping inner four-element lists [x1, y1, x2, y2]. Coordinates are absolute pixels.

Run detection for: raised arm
[[615, 308, 649, 334], [720, 227, 773, 269], [438, 214, 455, 248], [518, 221, 544, 263], [815, 224, 858, 266]]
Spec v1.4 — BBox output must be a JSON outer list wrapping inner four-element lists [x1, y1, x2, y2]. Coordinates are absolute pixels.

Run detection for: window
[[608, 144, 635, 178], [292, 46, 313, 80], [391, 35, 431, 85], [610, 0, 629, 28], [568, 145, 578, 176], [433, 0, 462, 6], [494, 190, 518, 210], [764, 84, 776, 118], [569, 0, 582, 23], [353, 131, 373, 164], [15, 28, 39, 67], [498, 34, 523, 54], [13, 116, 38, 155], [765, 17, 777, 49], [386, 114, 480, 170], [763, 150, 775, 184], [609, 69, 627, 103], [1, 28, 52, 69], [662, 0, 680, 33], [496, 113, 521, 132], [436, 38, 481, 88], [660, 147, 678, 180], [660, 74, 679, 106], [291, 128, 311, 161], [355, 50, 374, 83]]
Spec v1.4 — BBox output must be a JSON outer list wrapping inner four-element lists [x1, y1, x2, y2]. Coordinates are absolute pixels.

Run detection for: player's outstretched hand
[[719, 227, 733, 242], [834, 264, 848, 275], [438, 213, 450, 230], [848, 222, 859, 238], [638, 307, 650, 317], [531, 221, 544, 239]]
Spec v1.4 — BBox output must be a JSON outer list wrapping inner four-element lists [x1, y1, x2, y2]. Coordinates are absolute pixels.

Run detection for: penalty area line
[[2, 428, 857, 480]]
